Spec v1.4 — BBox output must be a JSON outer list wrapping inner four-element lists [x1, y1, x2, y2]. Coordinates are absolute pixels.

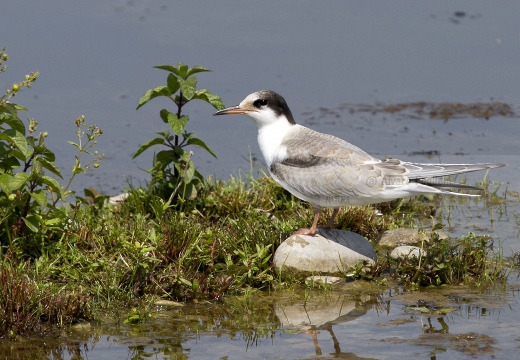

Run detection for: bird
[[213, 90, 505, 236]]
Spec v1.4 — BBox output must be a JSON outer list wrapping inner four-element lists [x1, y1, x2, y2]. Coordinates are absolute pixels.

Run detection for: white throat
[[256, 117, 293, 166]]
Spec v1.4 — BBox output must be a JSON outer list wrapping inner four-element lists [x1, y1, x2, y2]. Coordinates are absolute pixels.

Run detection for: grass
[[0, 172, 512, 338]]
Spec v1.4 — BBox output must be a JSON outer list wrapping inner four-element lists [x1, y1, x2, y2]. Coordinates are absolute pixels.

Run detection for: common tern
[[214, 90, 505, 236]]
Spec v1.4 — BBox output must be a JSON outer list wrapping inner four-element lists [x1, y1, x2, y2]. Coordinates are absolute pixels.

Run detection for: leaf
[[8, 172, 29, 192], [178, 277, 192, 287], [154, 150, 176, 167], [177, 62, 189, 79], [167, 73, 180, 94], [193, 89, 225, 110], [155, 130, 171, 139], [0, 102, 19, 116], [0, 113, 26, 133], [93, 195, 109, 206], [30, 189, 48, 207], [38, 146, 56, 162], [22, 216, 40, 233], [136, 86, 172, 110], [0, 155, 20, 172], [160, 109, 173, 124], [0, 173, 13, 192], [154, 64, 179, 75], [169, 115, 188, 136], [67, 141, 81, 150], [2, 129, 31, 159], [187, 137, 217, 159], [84, 187, 97, 199], [45, 217, 64, 226], [41, 175, 65, 200], [183, 160, 195, 183], [133, 137, 165, 159], [38, 157, 63, 179], [13, 104, 29, 111], [72, 156, 84, 175], [178, 77, 197, 100], [187, 66, 211, 77]]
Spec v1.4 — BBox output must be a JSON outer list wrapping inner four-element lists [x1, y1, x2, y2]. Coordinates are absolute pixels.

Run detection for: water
[[2, 284, 520, 359], [2, 1, 518, 192], [1, 1, 519, 358]]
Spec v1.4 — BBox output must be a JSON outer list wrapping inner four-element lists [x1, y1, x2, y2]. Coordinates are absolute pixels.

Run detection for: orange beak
[[213, 106, 249, 116]]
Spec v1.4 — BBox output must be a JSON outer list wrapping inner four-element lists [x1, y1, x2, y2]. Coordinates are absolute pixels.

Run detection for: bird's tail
[[405, 163, 506, 179]]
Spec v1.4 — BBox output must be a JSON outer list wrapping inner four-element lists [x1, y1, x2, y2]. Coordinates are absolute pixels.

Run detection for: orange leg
[[294, 207, 321, 236]]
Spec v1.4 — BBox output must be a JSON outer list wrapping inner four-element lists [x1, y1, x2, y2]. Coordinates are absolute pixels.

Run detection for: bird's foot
[[293, 227, 318, 236]]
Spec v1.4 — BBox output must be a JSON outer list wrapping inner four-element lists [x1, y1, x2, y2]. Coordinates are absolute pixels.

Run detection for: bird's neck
[[256, 119, 293, 166]]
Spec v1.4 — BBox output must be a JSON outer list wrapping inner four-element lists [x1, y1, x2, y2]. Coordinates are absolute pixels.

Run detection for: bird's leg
[[294, 207, 321, 236], [323, 208, 340, 230]]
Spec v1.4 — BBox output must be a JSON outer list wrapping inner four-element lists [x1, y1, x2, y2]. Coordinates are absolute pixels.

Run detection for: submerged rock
[[305, 276, 344, 286], [378, 228, 448, 248], [390, 245, 426, 260], [273, 229, 376, 279]]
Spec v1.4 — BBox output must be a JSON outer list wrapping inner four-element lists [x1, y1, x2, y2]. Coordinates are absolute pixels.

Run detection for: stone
[[273, 229, 376, 279], [155, 299, 184, 307], [305, 276, 344, 286], [108, 192, 129, 205], [378, 228, 448, 248], [390, 245, 426, 260]]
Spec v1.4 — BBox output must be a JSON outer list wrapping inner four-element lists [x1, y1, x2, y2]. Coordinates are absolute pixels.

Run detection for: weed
[[0, 49, 103, 256], [0, 259, 90, 338], [133, 62, 224, 202]]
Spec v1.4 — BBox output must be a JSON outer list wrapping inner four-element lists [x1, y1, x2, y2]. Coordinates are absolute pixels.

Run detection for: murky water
[[1, 1, 520, 358]]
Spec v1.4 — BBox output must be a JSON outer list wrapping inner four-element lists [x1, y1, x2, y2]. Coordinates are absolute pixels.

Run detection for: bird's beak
[[213, 105, 248, 116]]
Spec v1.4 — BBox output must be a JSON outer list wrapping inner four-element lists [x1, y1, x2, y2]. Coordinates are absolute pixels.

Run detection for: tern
[[214, 90, 505, 236]]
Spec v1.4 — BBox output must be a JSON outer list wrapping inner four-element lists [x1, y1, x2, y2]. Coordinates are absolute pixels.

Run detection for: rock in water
[[273, 229, 376, 279]]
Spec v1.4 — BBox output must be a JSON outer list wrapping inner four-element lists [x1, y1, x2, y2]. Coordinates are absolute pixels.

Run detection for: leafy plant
[[389, 228, 506, 287], [0, 48, 103, 254], [134, 62, 224, 203]]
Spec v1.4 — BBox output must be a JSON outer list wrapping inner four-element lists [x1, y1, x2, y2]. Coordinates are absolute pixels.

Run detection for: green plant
[[134, 62, 224, 203], [392, 228, 507, 287], [0, 48, 103, 254]]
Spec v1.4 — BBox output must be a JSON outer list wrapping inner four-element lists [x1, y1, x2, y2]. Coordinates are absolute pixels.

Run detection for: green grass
[[0, 172, 512, 338]]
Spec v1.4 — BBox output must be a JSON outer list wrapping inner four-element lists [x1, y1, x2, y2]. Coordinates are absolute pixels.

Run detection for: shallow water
[[2, 281, 520, 359], [1, 1, 520, 358]]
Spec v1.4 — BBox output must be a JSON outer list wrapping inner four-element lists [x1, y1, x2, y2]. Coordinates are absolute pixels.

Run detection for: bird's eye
[[253, 99, 268, 108]]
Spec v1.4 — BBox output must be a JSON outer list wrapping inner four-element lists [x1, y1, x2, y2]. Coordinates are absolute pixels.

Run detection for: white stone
[[108, 192, 129, 205], [273, 229, 376, 278], [390, 245, 426, 260]]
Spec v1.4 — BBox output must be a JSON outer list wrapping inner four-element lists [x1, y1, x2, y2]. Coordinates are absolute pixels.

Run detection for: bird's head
[[213, 90, 296, 127]]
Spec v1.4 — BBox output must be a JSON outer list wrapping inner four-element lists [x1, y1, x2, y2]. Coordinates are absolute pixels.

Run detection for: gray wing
[[270, 127, 409, 199], [270, 126, 505, 201]]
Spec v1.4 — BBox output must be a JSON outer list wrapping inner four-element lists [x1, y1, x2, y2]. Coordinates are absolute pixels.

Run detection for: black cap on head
[[253, 90, 296, 125]]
